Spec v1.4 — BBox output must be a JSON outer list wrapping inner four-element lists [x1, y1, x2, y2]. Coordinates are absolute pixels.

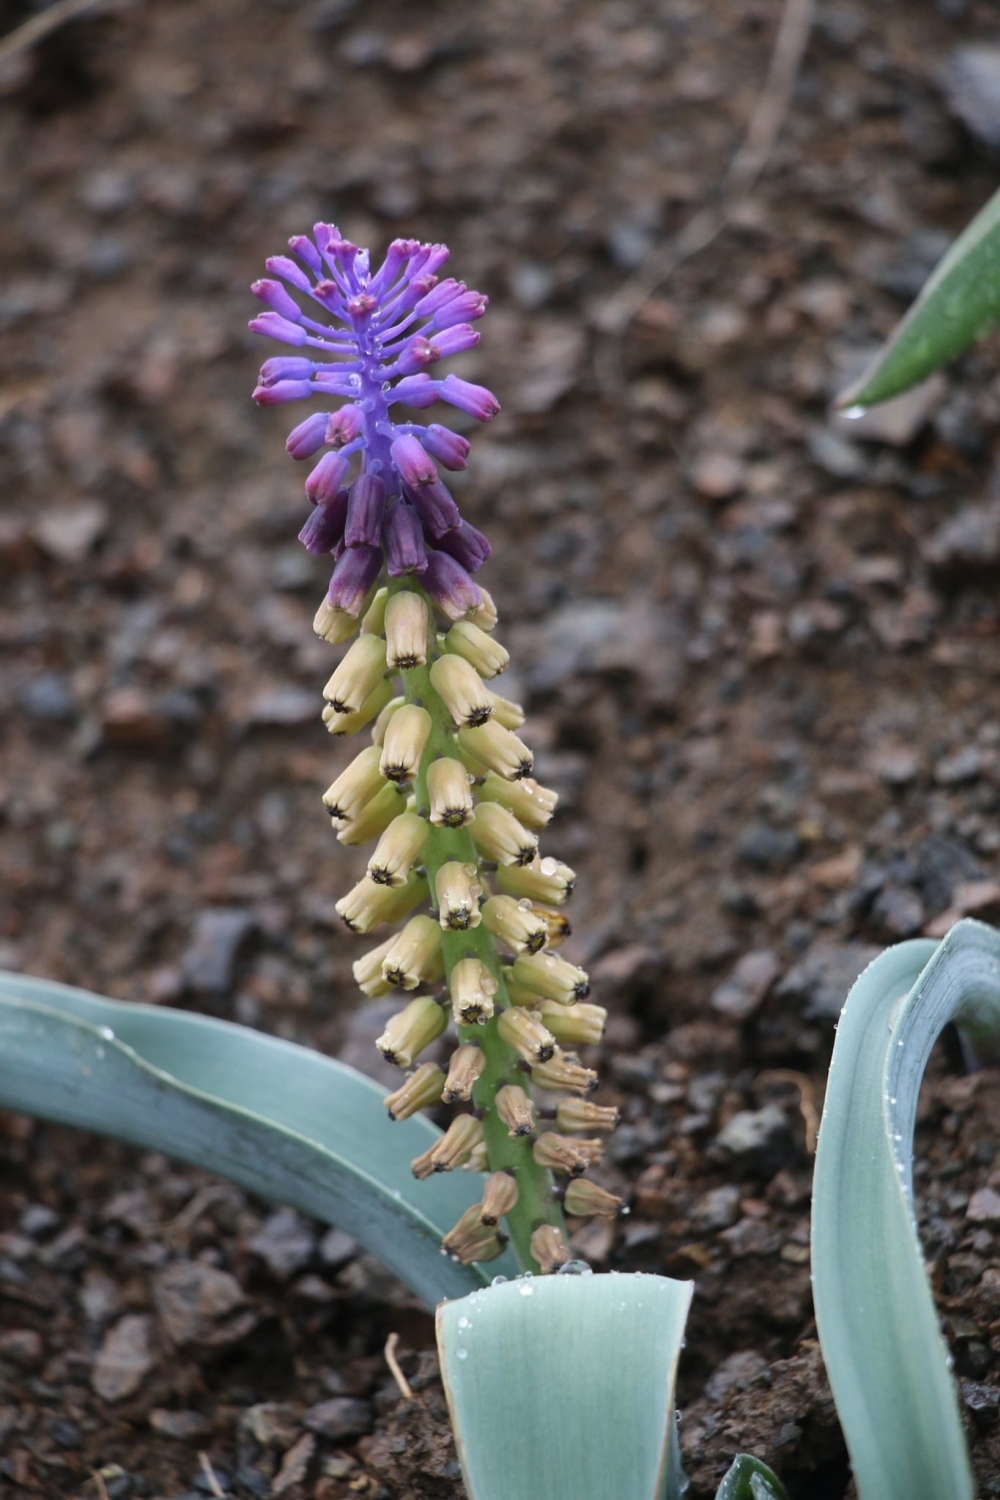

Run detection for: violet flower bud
[[264, 254, 313, 292], [395, 336, 436, 376], [253, 377, 313, 404], [298, 489, 349, 554], [305, 450, 350, 503], [408, 479, 462, 539], [435, 520, 492, 573], [391, 375, 442, 409], [251, 278, 304, 323], [429, 323, 480, 359], [326, 545, 382, 615], [382, 503, 428, 577], [260, 356, 316, 387], [344, 474, 387, 550], [440, 373, 501, 421], [391, 434, 438, 488], [286, 411, 331, 459], [326, 405, 363, 447], [431, 289, 489, 328], [423, 548, 482, 620], [248, 311, 309, 347], [421, 424, 470, 471]]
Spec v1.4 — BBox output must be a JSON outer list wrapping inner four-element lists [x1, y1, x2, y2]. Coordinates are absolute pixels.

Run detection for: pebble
[[32, 501, 108, 563], [711, 949, 780, 1020], [246, 686, 318, 726], [966, 1187, 1000, 1224], [737, 824, 802, 872], [149, 1408, 213, 1440], [934, 747, 982, 786], [153, 1259, 256, 1348], [182, 908, 255, 994], [690, 452, 745, 501], [247, 1208, 317, 1281], [92, 1315, 155, 1402], [691, 1184, 741, 1232], [241, 1402, 302, 1450], [17, 672, 76, 722], [272, 1432, 316, 1495], [940, 46, 1000, 149], [0, 1328, 42, 1368], [319, 1227, 359, 1271], [719, 1217, 783, 1258], [870, 885, 925, 939], [713, 1106, 795, 1176], [305, 1396, 375, 1440], [776, 941, 882, 1021], [923, 500, 1000, 578], [703, 1349, 769, 1404]]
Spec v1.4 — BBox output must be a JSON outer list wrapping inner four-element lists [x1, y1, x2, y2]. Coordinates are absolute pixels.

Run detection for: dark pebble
[[737, 823, 803, 871], [305, 1396, 374, 1440], [17, 672, 77, 722]]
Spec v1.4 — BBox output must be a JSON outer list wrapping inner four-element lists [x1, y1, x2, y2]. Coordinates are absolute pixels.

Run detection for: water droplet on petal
[[457, 1315, 471, 1329], [491, 1275, 508, 1286], [517, 898, 532, 911], [556, 1259, 593, 1276], [456, 1347, 468, 1360]]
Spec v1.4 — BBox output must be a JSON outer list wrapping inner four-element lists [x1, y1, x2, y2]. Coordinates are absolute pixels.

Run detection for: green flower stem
[[395, 586, 565, 1273]]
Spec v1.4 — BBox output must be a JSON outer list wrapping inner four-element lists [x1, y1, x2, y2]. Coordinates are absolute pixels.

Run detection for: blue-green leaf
[[714, 1454, 789, 1500], [811, 920, 1000, 1500], [0, 970, 516, 1304], [837, 185, 1000, 408], [437, 1272, 693, 1500]]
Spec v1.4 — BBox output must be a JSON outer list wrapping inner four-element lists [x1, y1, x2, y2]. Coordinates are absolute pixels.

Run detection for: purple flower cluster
[[251, 226, 497, 619]]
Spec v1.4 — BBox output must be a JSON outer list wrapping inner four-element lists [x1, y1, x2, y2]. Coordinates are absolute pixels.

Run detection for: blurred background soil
[[3, 0, 1000, 1494]]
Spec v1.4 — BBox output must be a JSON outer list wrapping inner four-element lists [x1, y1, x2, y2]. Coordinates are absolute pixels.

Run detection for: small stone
[[807, 428, 866, 479], [870, 885, 925, 939], [241, 1402, 302, 1451], [923, 500, 1000, 578], [32, 501, 108, 563], [872, 746, 920, 785], [934, 747, 982, 786], [149, 1409, 213, 1440], [941, 47, 1000, 150], [967, 1187, 1000, 1223], [691, 1184, 741, 1231], [319, 1227, 359, 1271], [80, 1268, 122, 1327], [737, 823, 802, 871], [719, 1217, 784, 1258], [776, 941, 882, 1021], [305, 1397, 375, 1441], [153, 1259, 256, 1348], [714, 1106, 796, 1176], [101, 687, 172, 748], [247, 1208, 316, 1281], [711, 950, 780, 1021], [690, 452, 745, 501], [272, 1432, 315, 1496], [18, 1203, 58, 1239], [0, 1328, 42, 1368], [92, 1315, 155, 1402], [17, 672, 77, 722], [182, 908, 255, 994], [247, 686, 318, 726]]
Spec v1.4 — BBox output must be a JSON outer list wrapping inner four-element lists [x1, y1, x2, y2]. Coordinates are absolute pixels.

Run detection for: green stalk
[[395, 584, 565, 1273]]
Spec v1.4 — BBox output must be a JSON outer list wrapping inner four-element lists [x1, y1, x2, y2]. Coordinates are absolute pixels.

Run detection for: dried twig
[[595, 0, 815, 356], [0, 0, 109, 67], [757, 1068, 819, 1154], [383, 1331, 413, 1400], [198, 1452, 228, 1499]]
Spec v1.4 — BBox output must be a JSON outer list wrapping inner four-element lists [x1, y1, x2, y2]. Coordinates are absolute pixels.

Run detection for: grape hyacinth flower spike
[[252, 227, 622, 1273]]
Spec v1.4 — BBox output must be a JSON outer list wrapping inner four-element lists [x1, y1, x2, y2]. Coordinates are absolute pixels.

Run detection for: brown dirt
[[2, 0, 1000, 1494]]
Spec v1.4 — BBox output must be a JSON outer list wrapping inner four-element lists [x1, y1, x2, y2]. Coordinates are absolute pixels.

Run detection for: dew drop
[[491, 1275, 508, 1286], [457, 1315, 471, 1329], [840, 404, 867, 420], [517, 898, 532, 912], [382, 380, 391, 391], [98, 1025, 115, 1040], [540, 858, 558, 876], [456, 1347, 468, 1360], [519, 1283, 534, 1296], [556, 1259, 593, 1276]]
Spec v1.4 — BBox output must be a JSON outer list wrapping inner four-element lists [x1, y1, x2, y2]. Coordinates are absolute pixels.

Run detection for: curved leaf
[[714, 1454, 789, 1500], [837, 184, 1000, 408], [437, 1271, 693, 1500], [811, 921, 1000, 1500], [0, 970, 517, 1304]]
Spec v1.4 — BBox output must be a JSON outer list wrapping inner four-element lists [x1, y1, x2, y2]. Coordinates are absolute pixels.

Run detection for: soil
[[2, 0, 1000, 1494]]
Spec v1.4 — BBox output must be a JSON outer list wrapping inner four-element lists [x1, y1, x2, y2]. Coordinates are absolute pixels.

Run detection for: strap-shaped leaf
[[437, 1272, 693, 1500], [811, 921, 1000, 1500], [0, 971, 516, 1305], [837, 184, 1000, 408]]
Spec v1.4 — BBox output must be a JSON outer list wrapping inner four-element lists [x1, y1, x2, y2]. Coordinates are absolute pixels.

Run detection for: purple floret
[[250, 227, 500, 613]]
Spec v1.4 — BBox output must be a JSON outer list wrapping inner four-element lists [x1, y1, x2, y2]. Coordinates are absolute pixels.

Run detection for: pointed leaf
[[810, 921, 1000, 1500], [714, 1454, 789, 1500], [437, 1272, 693, 1500], [0, 971, 516, 1304], [838, 184, 1000, 408]]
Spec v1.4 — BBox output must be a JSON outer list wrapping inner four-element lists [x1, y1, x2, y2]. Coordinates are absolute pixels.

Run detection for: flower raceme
[[251, 226, 496, 630], [252, 229, 623, 1273]]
